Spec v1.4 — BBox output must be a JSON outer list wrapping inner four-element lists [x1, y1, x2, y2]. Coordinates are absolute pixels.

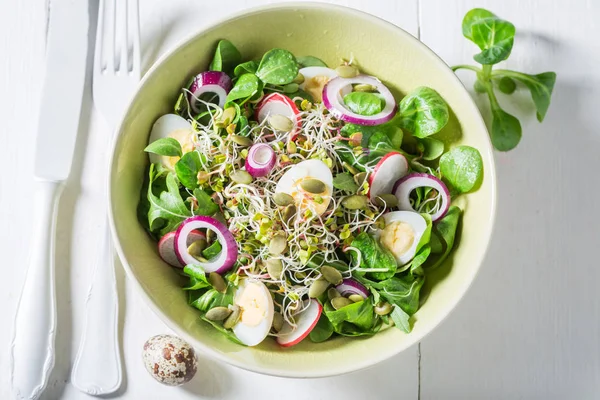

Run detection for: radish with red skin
[[276, 299, 322, 347], [393, 173, 451, 222], [158, 230, 206, 268], [368, 152, 409, 200], [255, 93, 302, 139], [335, 279, 369, 299], [188, 71, 232, 112]]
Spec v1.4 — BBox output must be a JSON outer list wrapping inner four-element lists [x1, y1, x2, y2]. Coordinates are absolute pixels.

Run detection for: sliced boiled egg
[[299, 67, 351, 103], [232, 279, 274, 346], [379, 211, 427, 266], [148, 114, 195, 170], [275, 159, 333, 216]]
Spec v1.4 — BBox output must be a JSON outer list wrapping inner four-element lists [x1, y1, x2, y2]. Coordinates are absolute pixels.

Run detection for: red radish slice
[[188, 71, 232, 112], [335, 279, 369, 299], [174, 216, 238, 273], [245, 144, 276, 178], [322, 75, 397, 126], [393, 173, 450, 222], [255, 93, 302, 140], [158, 230, 206, 268], [368, 152, 409, 200], [276, 299, 322, 347]]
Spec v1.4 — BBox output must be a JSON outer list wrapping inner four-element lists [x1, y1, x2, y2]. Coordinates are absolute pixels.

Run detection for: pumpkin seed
[[272, 312, 284, 332], [187, 239, 207, 258], [354, 83, 376, 92], [342, 195, 368, 210], [268, 114, 294, 132], [208, 272, 227, 293], [321, 266, 343, 285], [348, 294, 364, 303], [282, 204, 297, 225], [374, 194, 398, 208], [331, 297, 353, 310], [335, 65, 359, 78], [342, 161, 359, 175], [308, 278, 330, 298], [283, 83, 299, 93], [374, 302, 393, 316], [293, 72, 305, 84], [354, 172, 367, 186], [286, 141, 297, 154], [206, 228, 216, 244], [266, 259, 283, 280], [221, 107, 236, 125], [273, 192, 295, 206], [300, 178, 326, 194], [231, 134, 253, 146], [205, 306, 232, 321], [223, 305, 241, 329], [231, 170, 253, 184], [269, 234, 287, 255], [327, 287, 341, 301]]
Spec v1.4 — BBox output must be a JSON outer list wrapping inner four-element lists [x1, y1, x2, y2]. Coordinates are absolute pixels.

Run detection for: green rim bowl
[[108, 2, 497, 378]]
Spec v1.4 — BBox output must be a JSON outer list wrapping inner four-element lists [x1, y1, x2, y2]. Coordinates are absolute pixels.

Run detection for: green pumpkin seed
[[335, 65, 359, 78], [321, 266, 343, 285], [220, 107, 237, 125], [231, 170, 253, 184], [223, 305, 241, 329], [308, 278, 330, 298], [206, 229, 216, 244], [354, 172, 367, 186], [354, 83, 376, 92], [205, 306, 232, 321], [272, 312, 284, 332], [282, 204, 297, 225], [331, 297, 353, 310], [268, 114, 294, 132], [231, 134, 253, 146], [208, 272, 227, 293], [374, 302, 393, 316], [348, 294, 364, 303], [293, 72, 305, 84], [187, 239, 207, 258], [269, 234, 287, 255], [300, 178, 326, 194], [273, 192, 295, 207], [342, 161, 359, 175], [266, 259, 284, 280], [286, 141, 297, 154], [327, 287, 341, 301], [283, 83, 299, 93], [342, 195, 368, 210], [374, 194, 398, 208]]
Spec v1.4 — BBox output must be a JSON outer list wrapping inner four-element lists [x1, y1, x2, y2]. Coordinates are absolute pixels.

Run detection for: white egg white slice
[[298, 67, 350, 102], [379, 211, 427, 265], [232, 279, 274, 347], [148, 114, 195, 169], [275, 159, 334, 216]]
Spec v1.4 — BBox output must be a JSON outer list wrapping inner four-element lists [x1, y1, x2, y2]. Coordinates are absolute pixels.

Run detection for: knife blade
[[11, 0, 89, 399]]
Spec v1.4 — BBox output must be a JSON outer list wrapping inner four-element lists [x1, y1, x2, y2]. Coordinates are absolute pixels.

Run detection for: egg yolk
[[236, 282, 269, 327], [161, 128, 195, 170], [304, 75, 331, 103], [380, 221, 415, 258], [291, 177, 331, 216]]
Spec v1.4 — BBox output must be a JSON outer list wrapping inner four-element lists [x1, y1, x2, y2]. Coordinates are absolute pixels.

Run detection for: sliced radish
[[393, 173, 450, 222], [276, 299, 322, 347], [174, 216, 238, 273], [255, 93, 302, 140], [368, 152, 409, 200], [335, 279, 369, 299], [188, 71, 232, 112], [158, 230, 206, 268]]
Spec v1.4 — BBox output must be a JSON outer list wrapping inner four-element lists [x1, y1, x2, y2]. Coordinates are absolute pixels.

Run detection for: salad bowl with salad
[[109, 4, 496, 377]]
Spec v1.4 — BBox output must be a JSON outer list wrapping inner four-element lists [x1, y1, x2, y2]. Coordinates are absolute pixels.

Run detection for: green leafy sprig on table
[[453, 8, 557, 151]]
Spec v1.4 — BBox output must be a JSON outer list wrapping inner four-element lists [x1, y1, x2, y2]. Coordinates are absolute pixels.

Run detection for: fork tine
[[106, 0, 116, 72], [118, 0, 128, 73], [129, 0, 141, 77], [94, 0, 105, 73]]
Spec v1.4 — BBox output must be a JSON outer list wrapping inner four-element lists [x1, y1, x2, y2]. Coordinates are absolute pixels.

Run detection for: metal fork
[[71, 0, 140, 395]]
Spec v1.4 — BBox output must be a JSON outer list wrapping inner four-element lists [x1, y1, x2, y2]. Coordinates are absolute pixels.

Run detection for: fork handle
[[71, 220, 122, 395]]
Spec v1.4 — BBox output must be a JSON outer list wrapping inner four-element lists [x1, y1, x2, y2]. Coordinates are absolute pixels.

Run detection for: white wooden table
[[2, 0, 599, 398]]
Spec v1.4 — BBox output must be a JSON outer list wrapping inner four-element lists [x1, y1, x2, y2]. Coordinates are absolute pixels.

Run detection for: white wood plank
[[419, 0, 600, 398]]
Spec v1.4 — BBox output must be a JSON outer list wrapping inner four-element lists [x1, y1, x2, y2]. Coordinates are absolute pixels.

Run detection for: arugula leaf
[[144, 138, 182, 157], [309, 313, 334, 343], [427, 206, 461, 270], [297, 55, 327, 68], [209, 39, 241, 73], [324, 299, 375, 331], [190, 288, 233, 312], [182, 265, 211, 291], [256, 49, 299, 85], [343, 92, 385, 116], [462, 8, 515, 65], [201, 316, 244, 345], [350, 232, 397, 281], [336, 125, 399, 172], [192, 188, 219, 216], [490, 99, 522, 151], [333, 172, 359, 193], [226, 73, 260, 104], [389, 305, 411, 333], [397, 87, 449, 138], [147, 164, 191, 236], [234, 60, 259, 77], [174, 151, 201, 189], [202, 240, 222, 260], [439, 145, 484, 193], [420, 137, 444, 160], [494, 70, 557, 122], [372, 275, 424, 315]]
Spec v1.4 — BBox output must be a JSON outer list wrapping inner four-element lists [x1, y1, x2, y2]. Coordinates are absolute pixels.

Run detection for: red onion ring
[[393, 173, 450, 222], [188, 71, 232, 112], [335, 279, 369, 299], [245, 144, 276, 178]]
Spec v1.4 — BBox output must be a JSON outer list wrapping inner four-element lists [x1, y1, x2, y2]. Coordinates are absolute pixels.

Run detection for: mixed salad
[[138, 40, 484, 347]]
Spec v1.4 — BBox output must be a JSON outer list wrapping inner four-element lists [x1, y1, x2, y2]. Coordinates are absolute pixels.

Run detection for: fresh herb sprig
[[453, 8, 556, 151]]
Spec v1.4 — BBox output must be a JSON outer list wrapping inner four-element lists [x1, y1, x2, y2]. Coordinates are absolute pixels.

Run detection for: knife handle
[[11, 180, 63, 400], [71, 220, 122, 395]]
